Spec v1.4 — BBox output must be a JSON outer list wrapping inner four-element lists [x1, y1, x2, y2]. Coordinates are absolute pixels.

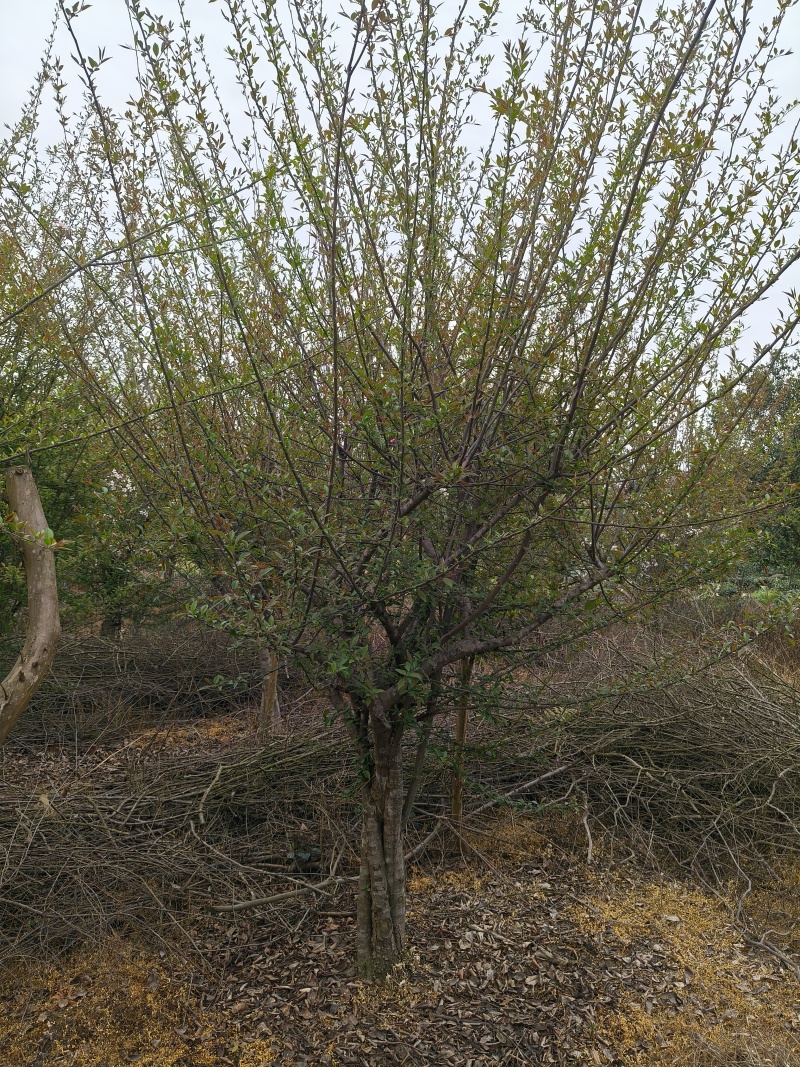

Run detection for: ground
[[1, 816, 799, 1066]]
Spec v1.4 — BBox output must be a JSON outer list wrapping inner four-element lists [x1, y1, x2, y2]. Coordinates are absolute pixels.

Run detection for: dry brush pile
[[3, 628, 800, 970], [556, 661, 800, 888], [0, 729, 355, 959], [0, 626, 263, 746]]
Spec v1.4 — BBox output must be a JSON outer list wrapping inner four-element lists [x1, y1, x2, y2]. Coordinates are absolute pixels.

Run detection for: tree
[[24, 0, 800, 976], [0, 466, 61, 745], [735, 369, 800, 590], [0, 78, 186, 645]]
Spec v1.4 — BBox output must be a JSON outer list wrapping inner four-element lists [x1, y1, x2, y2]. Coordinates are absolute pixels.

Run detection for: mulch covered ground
[[3, 816, 800, 1066]]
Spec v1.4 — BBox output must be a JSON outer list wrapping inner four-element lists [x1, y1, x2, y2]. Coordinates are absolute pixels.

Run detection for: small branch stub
[[0, 466, 61, 745]]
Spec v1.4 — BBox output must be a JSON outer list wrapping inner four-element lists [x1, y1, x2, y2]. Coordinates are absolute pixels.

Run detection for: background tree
[[0, 466, 61, 745], [1, 73, 185, 646], [733, 369, 800, 593]]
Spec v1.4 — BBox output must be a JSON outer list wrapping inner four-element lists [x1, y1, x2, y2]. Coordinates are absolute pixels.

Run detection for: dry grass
[[0, 937, 275, 1066], [676, 1033, 800, 1065], [567, 857, 800, 1065], [3, 815, 800, 1064]]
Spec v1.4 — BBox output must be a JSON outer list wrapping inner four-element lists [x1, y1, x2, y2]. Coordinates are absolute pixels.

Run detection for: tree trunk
[[401, 715, 433, 830], [100, 612, 123, 641], [451, 656, 474, 825], [258, 648, 283, 736], [0, 467, 61, 746], [356, 718, 405, 979], [401, 666, 442, 830]]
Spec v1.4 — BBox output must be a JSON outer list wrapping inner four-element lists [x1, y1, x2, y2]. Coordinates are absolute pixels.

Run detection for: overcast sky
[[5, 1, 799, 139], [2, 0, 800, 353], [1, 1, 237, 131], [4, 2, 799, 121]]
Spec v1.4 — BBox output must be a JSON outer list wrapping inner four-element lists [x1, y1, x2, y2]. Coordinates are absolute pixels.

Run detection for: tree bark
[[99, 612, 123, 641], [356, 717, 405, 979], [0, 467, 61, 746], [451, 656, 474, 825], [401, 666, 443, 830], [401, 715, 433, 830], [258, 647, 283, 736]]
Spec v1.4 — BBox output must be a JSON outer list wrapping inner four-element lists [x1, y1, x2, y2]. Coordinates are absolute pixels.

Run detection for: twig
[[209, 846, 354, 913], [198, 765, 224, 826], [464, 765, 571, 819]]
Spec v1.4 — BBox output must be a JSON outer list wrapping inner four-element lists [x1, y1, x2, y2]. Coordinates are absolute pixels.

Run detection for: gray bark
[[401, 667, 443, 830], [451, 656, 474, 825], [356, 720, 405, 979], [0, 467, 61, 746], [258, 647, 283, 735]]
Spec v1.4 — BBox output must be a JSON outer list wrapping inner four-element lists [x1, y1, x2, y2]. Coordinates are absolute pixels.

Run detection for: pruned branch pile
[[0, 627, 263, 744], [3, 646, 800, 964], [551, 661, 800, 887]]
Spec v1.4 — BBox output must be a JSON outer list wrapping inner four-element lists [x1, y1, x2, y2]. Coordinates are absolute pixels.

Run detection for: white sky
[[2, 0, 800, 352], [3, 2, 799, 122]]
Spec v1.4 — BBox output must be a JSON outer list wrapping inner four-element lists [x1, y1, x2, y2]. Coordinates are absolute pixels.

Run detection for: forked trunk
[[356, 720, 405, 979]]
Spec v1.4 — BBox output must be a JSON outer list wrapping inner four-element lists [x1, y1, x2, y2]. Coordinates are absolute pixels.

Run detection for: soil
[[2, 815, 800, 1066]]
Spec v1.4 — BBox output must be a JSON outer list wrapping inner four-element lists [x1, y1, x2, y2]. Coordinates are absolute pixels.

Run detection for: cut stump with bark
[[0, 466, 61, 746]]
